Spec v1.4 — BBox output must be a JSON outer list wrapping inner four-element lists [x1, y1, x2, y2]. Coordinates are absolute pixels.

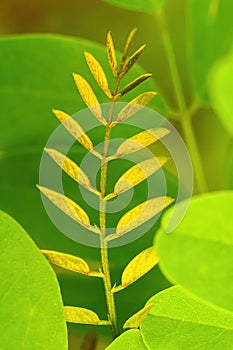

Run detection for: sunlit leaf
[[73, 73, 106, 124], [42, 249, 97, 276], [123, 303, 154, 329], [106, 31, 118, 77], [123, 44, 146, 75], [107, 197, 174, 240], [114, 157, 168, 195], [115, 128, 170, 157], [44, 148, 100, 195], [120, 74, 152, 96], [121, 28, 137, 66], [53, 109, 93, 150], [84, 51, 112, 98], [64, 306, 106, 325], [117, 92, 157, 122], [122, 247, 159, 287], [37, 185, 99, 234]]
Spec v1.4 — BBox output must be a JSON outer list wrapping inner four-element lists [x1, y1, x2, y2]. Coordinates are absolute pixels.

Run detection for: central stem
[[99, 95, 120, 338]]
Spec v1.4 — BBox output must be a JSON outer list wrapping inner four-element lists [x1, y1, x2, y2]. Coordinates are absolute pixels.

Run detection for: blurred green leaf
[[189, 0, 233, 101], [141, 286, 233, 349], [226, 140, 233, 189], [156, 191, 233, 313], [0, 210, 67, 350], [208, 53, 233, 136], [106, 329, 147, 349], [107, 285, 233, 349], [102, 0, 164, 14]]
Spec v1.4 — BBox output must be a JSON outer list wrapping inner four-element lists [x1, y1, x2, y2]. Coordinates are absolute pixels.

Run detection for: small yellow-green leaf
[[42, 250, 90, 274], [122, 247, 159, 287], [44, 148, 100, 195], [73, 73, 106, 125], [115, 128, 170, 157], [120, 74, 152, 96], [64, 306, 100, 325], [121, 27, 137, 67], [53, 109, 93, 150], [84, 51, 112, 98], [37, 186, 99, 234], [106, 31, 117, 77], [117, 92, 157, 122], [123, 303, 154, 329], [114, 157, 168, 195], [107, 197, 174, 239], [123, 44, 146, 75]]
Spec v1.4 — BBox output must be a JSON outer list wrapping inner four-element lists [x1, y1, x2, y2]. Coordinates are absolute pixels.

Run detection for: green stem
[[180, 115, 208, 193], [156, 10, 208, 193], [99, 76, 121, 337]]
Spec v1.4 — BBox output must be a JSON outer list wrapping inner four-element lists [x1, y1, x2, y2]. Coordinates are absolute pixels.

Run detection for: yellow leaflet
[[115, 128, 170, 157], [64, 306, 109, 325], [107, 197, 174, 239], [123, 303, 154, 330], [121, 27, 137, 65], [65, 306, 100, 324], [44, 148, 99, 196], [117, 92, 157, 122], [42, 250, 103, 277], [37, 186, 99, 234], [84, 51, 112, 98], [106, 31, 117, 77], [73, 73, 106, 125], [53, 109, 93, 151], [42, 250, 90, 274], [121, 247, 159, 287], [120, 73, 152, 96], [123, 44, 146, 75], [114, 157, 168, 196]]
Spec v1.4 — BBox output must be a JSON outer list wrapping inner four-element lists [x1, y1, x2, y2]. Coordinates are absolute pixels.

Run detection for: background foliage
[[0, 0, 233, 349]]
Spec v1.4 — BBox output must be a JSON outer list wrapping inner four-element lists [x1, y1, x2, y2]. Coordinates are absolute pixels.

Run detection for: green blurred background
[[0, 0, 232, 349]]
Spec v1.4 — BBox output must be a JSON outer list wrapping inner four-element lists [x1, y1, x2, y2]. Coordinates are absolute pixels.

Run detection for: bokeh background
[[0, 0, 232, 349]]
